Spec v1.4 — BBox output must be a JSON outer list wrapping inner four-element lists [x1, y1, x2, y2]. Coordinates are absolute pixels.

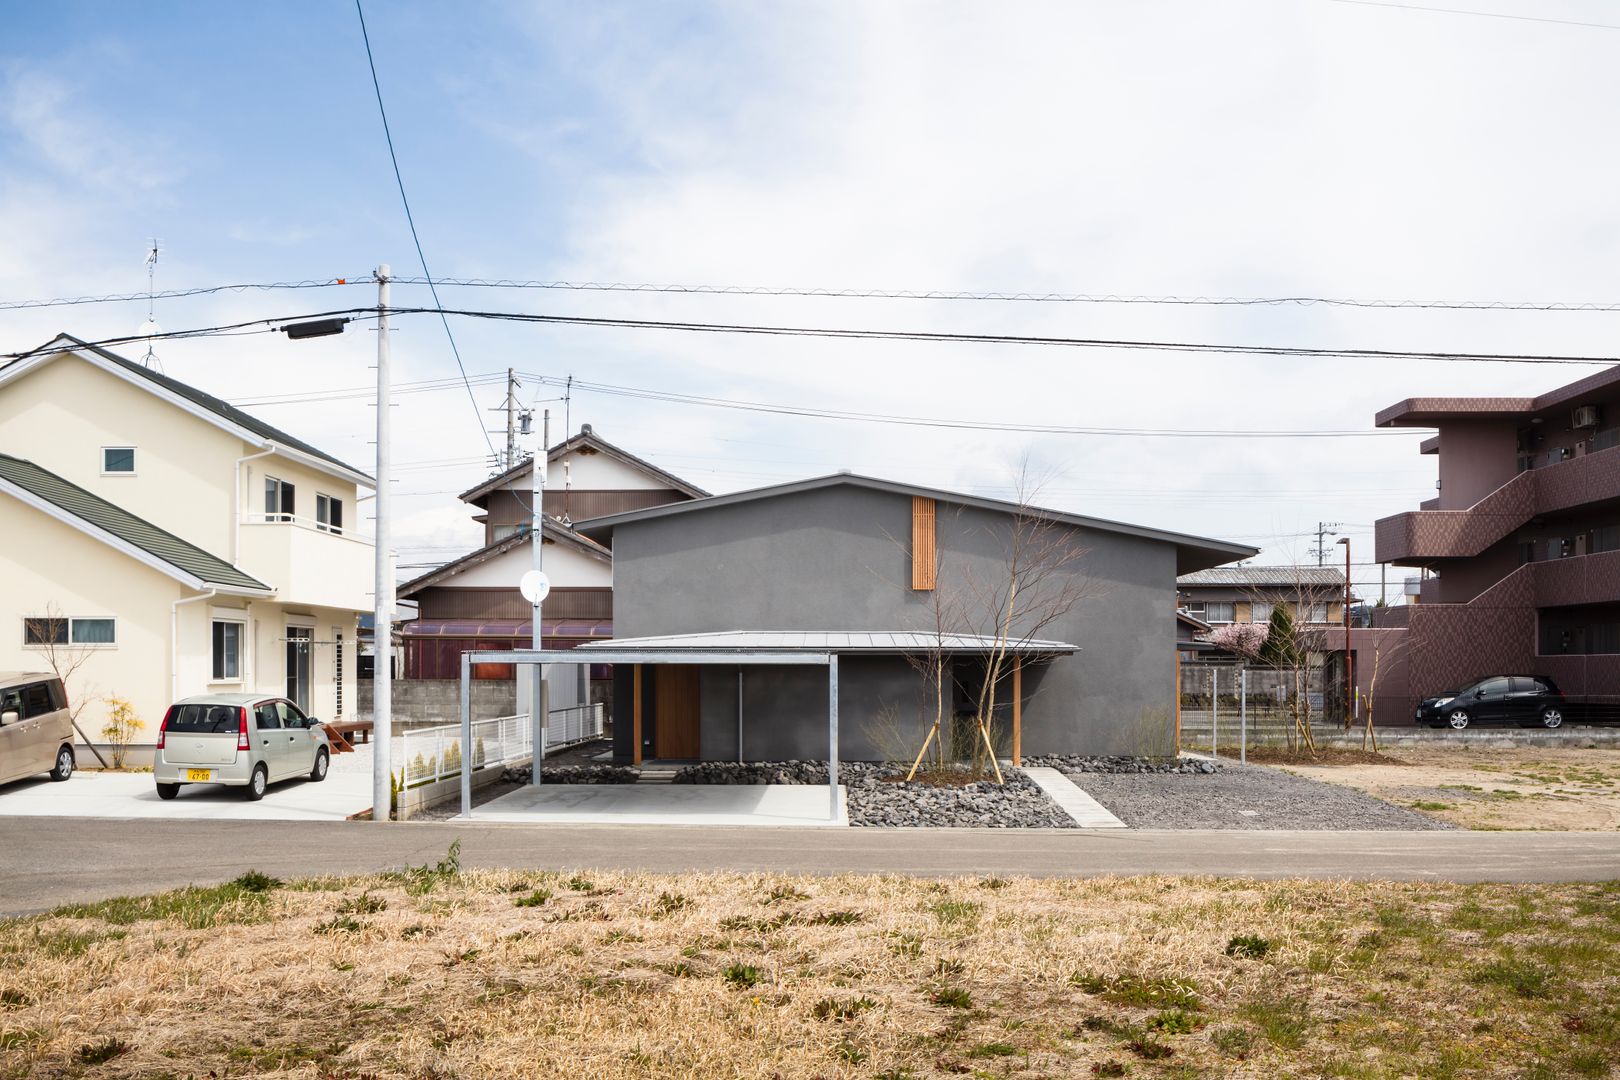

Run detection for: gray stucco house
[[575, 473, 1255, 763]]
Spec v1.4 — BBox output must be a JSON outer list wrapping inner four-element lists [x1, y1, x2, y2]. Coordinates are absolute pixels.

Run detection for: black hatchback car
[[1415, 675, 1567, 730]]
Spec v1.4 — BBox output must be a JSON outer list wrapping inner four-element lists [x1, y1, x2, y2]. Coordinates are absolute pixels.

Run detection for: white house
[[0, 334, 373, 752]]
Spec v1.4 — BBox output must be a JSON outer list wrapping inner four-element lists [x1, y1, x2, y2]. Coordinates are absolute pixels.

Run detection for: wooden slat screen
[[912, 496, 937, 591]]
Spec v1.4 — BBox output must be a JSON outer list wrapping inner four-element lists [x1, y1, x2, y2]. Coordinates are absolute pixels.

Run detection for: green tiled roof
[[0, 454, 270, 592]]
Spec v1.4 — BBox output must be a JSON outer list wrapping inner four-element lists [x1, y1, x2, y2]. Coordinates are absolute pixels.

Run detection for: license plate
[[185, 769, 212, 782]]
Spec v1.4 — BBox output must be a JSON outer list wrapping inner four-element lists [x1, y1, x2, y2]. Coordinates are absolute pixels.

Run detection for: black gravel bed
[[1023, 754, 1218, 775], [674, 760, 1075, 828], [1064, 762, 1454, 830], [498, 763, 639, 785]]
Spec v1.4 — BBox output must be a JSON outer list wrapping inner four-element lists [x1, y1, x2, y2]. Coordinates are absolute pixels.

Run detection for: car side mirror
[[304, 718, 320, 727], [1475, 689, 1487, 698], [0, 710, 16, 725]]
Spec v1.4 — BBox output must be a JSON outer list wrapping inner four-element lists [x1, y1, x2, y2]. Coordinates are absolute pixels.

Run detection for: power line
[[353, 0, 495, 458], [0, 278, 368, 312], [12, 274, 1620, 314], [509, 372, 1429, 439], [13, 306, 1614, 371], [1326, 0, 1620, 32], [394, 276, 1620, 312]]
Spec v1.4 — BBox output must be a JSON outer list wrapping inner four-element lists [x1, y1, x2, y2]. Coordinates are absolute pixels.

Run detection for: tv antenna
[[137, 239, 163, 371]]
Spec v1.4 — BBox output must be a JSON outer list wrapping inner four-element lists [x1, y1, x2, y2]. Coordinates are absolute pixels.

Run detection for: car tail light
[[236, 707, 250, 752], [156, 706, 174, 750]]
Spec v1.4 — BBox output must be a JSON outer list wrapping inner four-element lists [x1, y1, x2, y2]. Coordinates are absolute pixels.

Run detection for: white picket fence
[[394, 703, 604, 789]]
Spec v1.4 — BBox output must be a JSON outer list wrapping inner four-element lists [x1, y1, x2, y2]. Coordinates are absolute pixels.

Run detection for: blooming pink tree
[[1207, 621, 1267, 659]]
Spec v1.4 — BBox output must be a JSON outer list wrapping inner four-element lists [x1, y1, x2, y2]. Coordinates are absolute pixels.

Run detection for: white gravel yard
[[1067, 760, 1454, 830]]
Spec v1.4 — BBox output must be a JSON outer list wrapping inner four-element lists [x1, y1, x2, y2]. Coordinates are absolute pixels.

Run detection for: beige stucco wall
[[0, 347, 372, 613], [0, 495, 186, 741], [0, 351, 243, 555], [0, 495, 362, 746]]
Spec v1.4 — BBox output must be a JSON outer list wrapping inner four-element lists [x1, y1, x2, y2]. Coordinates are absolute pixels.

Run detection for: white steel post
[[1240, 667, 1248, 766], [827, 654, 840, 822], [529, 411, 547, 785], [372, 263, 393, 822], [459, 652, 472, 817]]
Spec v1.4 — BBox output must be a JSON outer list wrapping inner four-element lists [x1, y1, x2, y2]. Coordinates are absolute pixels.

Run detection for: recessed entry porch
[[453, 632, 1077, 825]]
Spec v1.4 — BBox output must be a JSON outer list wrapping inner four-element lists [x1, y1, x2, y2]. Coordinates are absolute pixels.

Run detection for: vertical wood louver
[[912, 496, 937, 591]]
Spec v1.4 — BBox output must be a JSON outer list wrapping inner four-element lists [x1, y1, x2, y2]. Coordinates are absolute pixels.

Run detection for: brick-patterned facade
[[1357, 367, 1620, 721]]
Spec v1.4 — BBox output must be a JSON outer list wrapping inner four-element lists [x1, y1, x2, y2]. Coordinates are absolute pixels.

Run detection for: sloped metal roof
[[575, 630, 1078, 654], [1177, 566, 1345, 588], [577, 472, 1256, 574], [0, 454, 270, 593]]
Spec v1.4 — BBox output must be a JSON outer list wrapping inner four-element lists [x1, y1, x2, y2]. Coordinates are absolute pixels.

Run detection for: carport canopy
[[457, 632, 1078, 822]]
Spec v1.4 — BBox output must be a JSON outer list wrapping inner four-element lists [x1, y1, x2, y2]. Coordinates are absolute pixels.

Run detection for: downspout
[[171, 590, 218, 703], [233, 446, 278, 563]]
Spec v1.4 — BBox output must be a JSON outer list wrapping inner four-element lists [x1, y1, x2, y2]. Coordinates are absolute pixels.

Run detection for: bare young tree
[[27, 606, 108, 766], [1358, 631, 1409, 752]]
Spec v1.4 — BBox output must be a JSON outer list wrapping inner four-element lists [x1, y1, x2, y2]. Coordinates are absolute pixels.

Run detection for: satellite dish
[[519, 570, 551, 604]]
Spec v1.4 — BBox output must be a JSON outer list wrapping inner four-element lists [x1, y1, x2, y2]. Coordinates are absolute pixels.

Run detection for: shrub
[[100, 697, 143, 769], [722, 963, 762, 988], [1224, 934, 1273, 960]]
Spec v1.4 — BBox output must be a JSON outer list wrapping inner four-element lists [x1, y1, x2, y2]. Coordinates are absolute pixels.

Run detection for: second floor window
[[1250, 601, 1275, 623], [1205, 602, 1235, 624], [316, 494, 343, 534], [102, 447, 135, 474], [1303, 602, 1330, 623], [265, 477, 295, 522]]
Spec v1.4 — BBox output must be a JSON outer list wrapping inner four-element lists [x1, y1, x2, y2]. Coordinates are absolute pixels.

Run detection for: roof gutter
[[171, 590, 217, 704]]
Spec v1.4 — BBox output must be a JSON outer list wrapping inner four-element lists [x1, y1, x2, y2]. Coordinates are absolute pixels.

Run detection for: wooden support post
[[1012, 658, 1022, 766], [632, 664, 643, 767], [1174, 651, 1182, 754]]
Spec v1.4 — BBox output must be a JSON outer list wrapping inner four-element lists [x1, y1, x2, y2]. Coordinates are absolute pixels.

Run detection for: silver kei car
[[153, 693, 332, 801]]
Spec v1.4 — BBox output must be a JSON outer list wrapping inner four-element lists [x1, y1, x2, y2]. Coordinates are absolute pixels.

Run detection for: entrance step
[[637, 767, 680, 784]]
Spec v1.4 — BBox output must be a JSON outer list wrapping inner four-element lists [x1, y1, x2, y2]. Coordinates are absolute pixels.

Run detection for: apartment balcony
[[1376, 443, 1620, 564], [238, 514, 374, 612], [1532, 548, 1620, 609]]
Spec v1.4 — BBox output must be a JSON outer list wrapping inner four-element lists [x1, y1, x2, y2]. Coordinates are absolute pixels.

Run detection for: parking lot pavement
[[0, 770, 371, 821]]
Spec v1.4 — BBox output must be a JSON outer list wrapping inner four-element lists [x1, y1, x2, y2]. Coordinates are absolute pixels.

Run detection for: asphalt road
[[3, 818, 1618, 915]]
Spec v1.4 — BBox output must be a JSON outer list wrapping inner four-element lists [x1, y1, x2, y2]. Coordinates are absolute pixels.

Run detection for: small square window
[[316, 493, 343, 534], [102, 447, 135, 474]]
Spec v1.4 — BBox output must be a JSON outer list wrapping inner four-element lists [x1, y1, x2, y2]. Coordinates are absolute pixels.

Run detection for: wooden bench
[[323, 721, 373, 754]]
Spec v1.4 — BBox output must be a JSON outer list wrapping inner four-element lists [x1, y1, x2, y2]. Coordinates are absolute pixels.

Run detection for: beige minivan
[[0, 672, 76, 786]]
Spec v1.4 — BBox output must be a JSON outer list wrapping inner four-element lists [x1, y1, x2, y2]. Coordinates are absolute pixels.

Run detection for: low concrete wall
[[395, 757, 517, 820], [358, 679, 517, 725]]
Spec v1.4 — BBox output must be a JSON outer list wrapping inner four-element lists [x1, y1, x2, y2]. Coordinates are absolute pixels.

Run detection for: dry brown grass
[[1, 859, 1618, 1079], [1288, 745, 1620, 831]]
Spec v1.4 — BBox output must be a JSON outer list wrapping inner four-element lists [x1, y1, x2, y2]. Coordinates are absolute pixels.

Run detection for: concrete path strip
[[461, 783, 849, 827], [0, 771, 371, 822], [1020, 767, 1127, 828]]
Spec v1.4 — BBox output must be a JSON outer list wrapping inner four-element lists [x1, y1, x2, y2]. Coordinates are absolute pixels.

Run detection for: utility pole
[[373, 264, 393, 822], [504, 368, 517, 470], [1310, 521, 1342, 567], [530, 410, 548, 785]]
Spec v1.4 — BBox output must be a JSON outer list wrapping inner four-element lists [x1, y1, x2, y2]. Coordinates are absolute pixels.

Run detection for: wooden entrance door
[[655, 666, 701, 759]]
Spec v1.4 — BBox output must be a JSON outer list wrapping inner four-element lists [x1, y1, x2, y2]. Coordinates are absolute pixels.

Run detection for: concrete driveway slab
[[463, 782, 848, 826], [0, 770, 371, 821]]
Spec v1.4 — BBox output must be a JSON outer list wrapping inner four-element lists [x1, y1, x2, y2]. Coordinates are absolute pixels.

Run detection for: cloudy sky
[[4, 1, 1618, 599]]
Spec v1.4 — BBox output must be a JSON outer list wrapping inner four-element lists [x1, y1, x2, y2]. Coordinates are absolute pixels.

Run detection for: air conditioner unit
[[1573, 405, 1601, 429]]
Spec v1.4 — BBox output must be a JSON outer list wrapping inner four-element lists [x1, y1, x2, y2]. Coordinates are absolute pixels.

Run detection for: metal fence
[[1179, 663, 1351, 760], [394, 702, 604, 789]]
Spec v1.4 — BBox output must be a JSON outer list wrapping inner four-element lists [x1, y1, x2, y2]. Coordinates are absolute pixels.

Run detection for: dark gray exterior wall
[[609, 484, 1179, 758]]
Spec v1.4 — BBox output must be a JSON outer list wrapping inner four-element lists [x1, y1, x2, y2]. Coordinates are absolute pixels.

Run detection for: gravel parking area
[[1066, 760, 1453, 830]]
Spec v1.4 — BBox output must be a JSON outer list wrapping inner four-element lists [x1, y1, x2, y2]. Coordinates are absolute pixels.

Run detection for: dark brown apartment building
[[1360, 364, 1620, 719]]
